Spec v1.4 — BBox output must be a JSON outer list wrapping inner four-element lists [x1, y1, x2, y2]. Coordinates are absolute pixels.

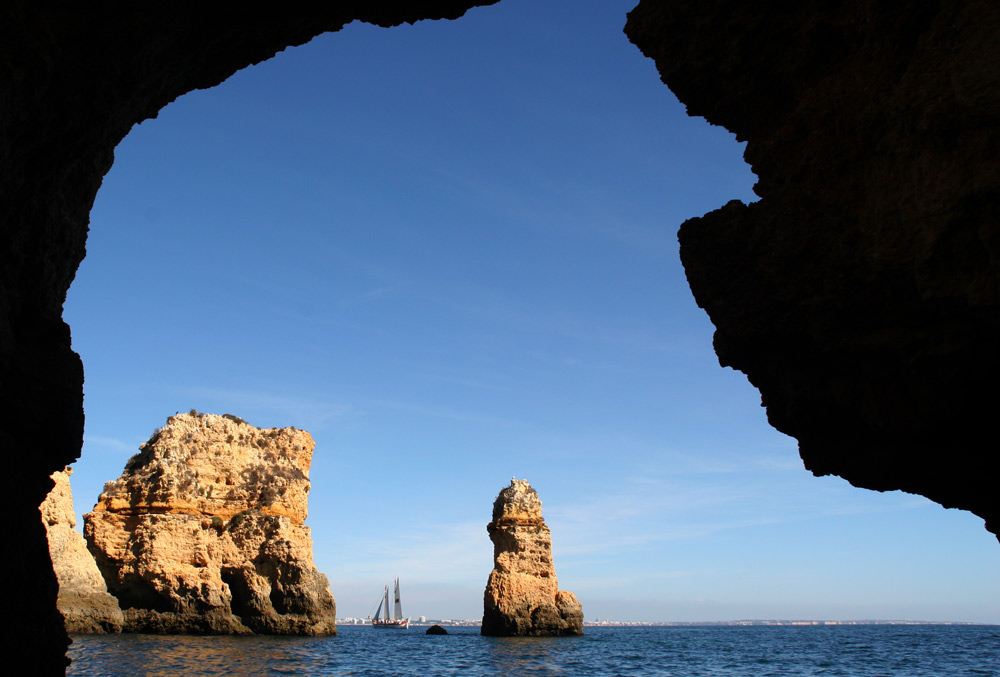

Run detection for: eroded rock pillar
[[481, 478, 582, 636], [41, 468, 125, 633]]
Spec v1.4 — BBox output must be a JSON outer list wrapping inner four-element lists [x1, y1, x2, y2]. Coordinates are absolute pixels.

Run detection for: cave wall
[[0, 3, 494, 673], [1, 0, 997, 673], [625, 0, 999, 537]]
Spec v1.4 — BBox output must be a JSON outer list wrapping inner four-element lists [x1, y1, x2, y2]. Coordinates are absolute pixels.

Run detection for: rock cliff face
[[84, 412, 336, 635], [625, 1, 1000, 539], [41, 468, 124, 634], [481, 479, 582, 636]]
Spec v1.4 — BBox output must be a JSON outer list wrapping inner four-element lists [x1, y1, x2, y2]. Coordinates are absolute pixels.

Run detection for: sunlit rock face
[[84, 412, 336, 635], [482, 479, 583, 636], [41, 468, 125, 634], [625, 1, 1000, 539]]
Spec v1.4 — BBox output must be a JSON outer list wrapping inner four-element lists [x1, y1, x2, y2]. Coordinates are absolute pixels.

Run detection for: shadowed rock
[[481, 479, 582, 636], [426, 624, 448, 635], [625, 0, 1000, 539]]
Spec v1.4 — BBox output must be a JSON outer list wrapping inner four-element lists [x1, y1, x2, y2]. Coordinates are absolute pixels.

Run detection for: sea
[[68, 624, 999, 676]]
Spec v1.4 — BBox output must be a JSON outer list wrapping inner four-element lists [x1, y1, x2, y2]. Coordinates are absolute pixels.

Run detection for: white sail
[[371, 578, 408, 628]]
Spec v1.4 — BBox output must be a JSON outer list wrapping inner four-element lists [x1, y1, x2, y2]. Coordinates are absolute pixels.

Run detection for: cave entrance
[[63, 0, 997, 629]]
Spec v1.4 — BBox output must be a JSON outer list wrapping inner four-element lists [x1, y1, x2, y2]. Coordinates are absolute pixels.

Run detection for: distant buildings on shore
[[336, 617, 986, 627], [338, 617, 481, 627]]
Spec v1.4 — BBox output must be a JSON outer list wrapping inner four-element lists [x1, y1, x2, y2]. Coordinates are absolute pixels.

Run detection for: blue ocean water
[[68, 624, 999, 676]]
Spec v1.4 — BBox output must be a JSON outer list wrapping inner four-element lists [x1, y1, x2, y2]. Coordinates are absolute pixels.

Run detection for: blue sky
[[64, 0, 999, 623]]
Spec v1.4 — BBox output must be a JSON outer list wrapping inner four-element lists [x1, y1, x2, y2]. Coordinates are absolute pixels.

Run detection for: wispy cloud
[[565, 570, 694, 591], [351, 285, 401, 304], [545, 472, 936, 559], [406, 368, 516, 394], [81, 435, 141, 461], [177, 386, 359, 431], [365, 396, 524, 428], [327, 520, 489, 586], [83, 435, 134, 452], [753, 454, 806, 471], [547, 482, 748, 555]]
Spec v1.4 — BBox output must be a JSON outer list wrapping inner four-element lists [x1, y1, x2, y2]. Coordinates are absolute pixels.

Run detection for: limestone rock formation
[[481, 479, 582, 636], [84, 412, 336, 635], [41, 468, 125, 634]]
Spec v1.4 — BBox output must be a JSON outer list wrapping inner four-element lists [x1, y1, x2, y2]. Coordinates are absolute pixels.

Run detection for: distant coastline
[[584, 619, 995, 627], [337, 618, 994, 628]]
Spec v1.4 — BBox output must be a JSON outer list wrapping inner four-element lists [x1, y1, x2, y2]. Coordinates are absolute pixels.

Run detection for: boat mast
[[393, 578, 403, 621]]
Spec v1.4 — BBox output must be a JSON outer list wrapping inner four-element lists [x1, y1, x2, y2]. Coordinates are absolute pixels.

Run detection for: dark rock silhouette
[[426, 624, 448, 635], [1, 0, 997, 672], [624, 2, 1000, 538]]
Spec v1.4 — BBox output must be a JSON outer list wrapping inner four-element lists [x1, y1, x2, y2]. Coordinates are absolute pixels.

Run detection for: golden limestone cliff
[[84, 412, 336, 635], [481, 479, 582, 636], [41, 468, 125, 634]]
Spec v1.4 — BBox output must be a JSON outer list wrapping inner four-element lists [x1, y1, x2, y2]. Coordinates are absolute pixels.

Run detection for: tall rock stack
[[84, 412, 336, 635], [41, 468, 125, 634], [481, 478, 583, 636]]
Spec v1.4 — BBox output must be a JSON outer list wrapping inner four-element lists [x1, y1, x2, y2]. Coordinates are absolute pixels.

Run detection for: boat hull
[[371, 619, 409, 629]]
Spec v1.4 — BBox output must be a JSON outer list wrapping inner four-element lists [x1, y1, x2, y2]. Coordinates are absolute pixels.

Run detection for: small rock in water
[[426, 624, 448, 635]]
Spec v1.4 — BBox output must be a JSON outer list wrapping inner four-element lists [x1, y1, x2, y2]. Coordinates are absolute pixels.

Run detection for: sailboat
[[369, 577, 409, 629]]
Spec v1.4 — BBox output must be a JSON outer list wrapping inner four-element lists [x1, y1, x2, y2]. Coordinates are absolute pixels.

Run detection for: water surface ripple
[[68, 624, 1000, 676]]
